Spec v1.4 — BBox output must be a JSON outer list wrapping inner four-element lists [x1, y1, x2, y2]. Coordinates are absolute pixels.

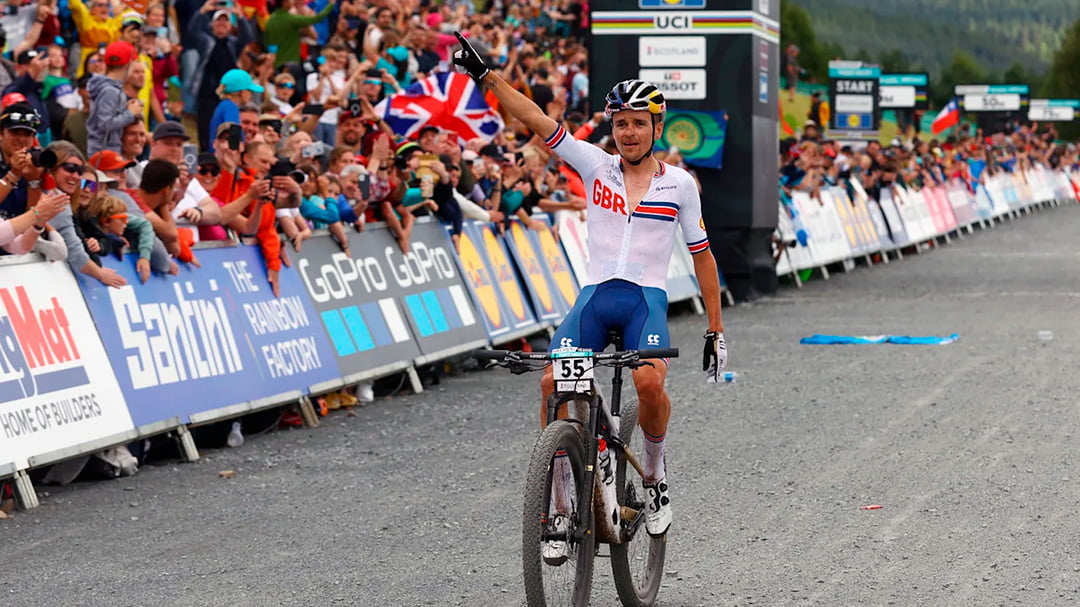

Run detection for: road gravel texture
[[5, 204, 1080, 607]]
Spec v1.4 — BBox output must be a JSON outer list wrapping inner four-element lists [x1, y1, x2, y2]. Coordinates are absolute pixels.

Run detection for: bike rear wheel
[[610, 399, 666, 606], [523, 419, 595, 607]]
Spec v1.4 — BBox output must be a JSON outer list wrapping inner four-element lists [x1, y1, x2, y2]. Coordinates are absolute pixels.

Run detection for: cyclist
[[453, 33, 728, 544]]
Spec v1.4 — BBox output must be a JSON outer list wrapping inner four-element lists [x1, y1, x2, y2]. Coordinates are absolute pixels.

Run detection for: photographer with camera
[[0, 104, 48, 223]]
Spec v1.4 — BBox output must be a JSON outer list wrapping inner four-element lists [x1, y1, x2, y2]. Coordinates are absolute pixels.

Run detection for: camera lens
[[29, 148, 56, 169], [288, 169, 306, 185]]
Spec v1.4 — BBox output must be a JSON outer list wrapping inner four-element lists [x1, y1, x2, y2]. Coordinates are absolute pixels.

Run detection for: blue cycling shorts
[[550, 279, 670, 352]]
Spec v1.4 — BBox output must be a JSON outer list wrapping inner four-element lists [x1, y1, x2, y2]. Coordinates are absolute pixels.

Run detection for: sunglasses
[[280, 82, 295, 89], [198, 166, 221, 176], [80, 178, 98, 192], [1, 112, 41, 128], [58, 162, 85, 173], [108, 213, 128, 222]]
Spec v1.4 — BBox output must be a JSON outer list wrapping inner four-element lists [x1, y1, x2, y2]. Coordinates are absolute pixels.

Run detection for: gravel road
[[4, 204, 1080, 607]]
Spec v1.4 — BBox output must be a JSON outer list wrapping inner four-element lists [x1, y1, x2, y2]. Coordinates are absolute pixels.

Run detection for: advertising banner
[[503, 221, 574, 323], [659, 108, 727, 170], [879, 73, 929, 110], [79, 245, 340, 427], [344, 221, 486, 363], [457, 221, 540, 341], [295, 232, 421, 384], [0, 260, 133, 468], [532, 218, 580, 314]]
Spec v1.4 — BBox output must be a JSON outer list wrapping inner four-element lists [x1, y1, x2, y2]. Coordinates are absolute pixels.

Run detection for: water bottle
[[226, 421, 244, 448], [594, 438, 620, 542], [713, 371, 738, 384]]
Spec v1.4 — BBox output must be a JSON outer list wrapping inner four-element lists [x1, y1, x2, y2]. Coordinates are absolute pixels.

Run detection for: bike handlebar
[[470, 348, 680, 362]]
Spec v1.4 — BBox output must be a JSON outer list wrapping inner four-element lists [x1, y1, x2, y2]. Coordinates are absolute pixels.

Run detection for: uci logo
[[560, 337, 575, 348], [647, 334, 661, 346]]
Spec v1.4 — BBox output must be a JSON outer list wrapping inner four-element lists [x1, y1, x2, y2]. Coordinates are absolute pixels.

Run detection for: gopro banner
[[78, 245, 341, 427], [0, 260, 133, 468], [296, 232, 421, 382], [457, 221, 540, 341], [342, 221, 486, 363]]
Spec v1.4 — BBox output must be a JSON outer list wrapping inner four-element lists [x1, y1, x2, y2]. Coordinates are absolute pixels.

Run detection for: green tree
[[878, 49, 912, 74], [1042, 18, 1080, 139], [780, 2, 827, 83], [929, 50, 988, 107]]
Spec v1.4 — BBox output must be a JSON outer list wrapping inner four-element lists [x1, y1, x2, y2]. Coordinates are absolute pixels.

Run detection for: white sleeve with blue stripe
[[544, 124, 611, 177], [677, 170, 710, 255]]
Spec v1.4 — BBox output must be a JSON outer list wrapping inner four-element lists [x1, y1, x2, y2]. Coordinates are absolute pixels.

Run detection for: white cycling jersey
[[545, 124, 711, 292]]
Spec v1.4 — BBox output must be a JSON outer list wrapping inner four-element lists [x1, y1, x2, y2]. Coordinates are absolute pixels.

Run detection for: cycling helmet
[[604, 79, 666, 121]]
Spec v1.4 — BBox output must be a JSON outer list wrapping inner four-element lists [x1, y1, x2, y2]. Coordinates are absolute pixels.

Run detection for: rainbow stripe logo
[[640, 0, 706, 7]]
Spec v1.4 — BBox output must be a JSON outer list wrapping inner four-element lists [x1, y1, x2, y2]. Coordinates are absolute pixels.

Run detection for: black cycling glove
[[452, 31, 491, 84]]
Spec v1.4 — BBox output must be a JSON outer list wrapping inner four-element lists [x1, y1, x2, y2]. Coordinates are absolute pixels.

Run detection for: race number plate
[[551, 348, 594, 393]]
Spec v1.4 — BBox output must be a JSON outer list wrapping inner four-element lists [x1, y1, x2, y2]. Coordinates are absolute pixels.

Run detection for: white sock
[[551, 450, 574, 515], [643, 429, 666, 483]]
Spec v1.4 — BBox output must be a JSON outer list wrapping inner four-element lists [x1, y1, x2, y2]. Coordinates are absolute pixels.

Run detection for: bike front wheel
[[610, 399, 666, 606], [522, 419, 595, 607]]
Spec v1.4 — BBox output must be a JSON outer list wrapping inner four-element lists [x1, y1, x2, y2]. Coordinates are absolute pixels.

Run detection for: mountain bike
[[473, 337, 679, 607]]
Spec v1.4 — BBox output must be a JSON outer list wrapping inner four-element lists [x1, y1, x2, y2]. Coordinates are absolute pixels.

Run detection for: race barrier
[[776, 167, 1080, 280], [2, 213, 716, 509]]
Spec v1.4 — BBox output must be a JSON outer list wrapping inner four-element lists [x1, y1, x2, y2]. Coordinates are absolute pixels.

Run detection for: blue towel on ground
[[800, 333, 960, 345]]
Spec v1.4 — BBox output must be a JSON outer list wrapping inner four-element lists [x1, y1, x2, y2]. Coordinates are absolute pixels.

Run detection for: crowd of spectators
[[0, 0, 598, 415], [779, 119, 1080, 239]]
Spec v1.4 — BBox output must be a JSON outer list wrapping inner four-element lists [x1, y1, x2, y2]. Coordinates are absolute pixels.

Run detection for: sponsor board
[[638, 36, 707, 67], [79, 246, 341, 426], [639, 68, 707, 100], [0, 260, 133, 467]]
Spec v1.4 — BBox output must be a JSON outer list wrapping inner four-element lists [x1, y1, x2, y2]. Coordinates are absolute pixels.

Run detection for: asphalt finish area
[[5, 205, 1080, 607]]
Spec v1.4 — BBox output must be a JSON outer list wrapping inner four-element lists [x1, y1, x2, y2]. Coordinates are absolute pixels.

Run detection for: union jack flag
[[375, 72, 504, 144]]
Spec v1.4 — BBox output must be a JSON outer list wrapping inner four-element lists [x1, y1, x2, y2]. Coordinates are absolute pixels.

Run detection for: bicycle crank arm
[[620, 445, 647, 480]]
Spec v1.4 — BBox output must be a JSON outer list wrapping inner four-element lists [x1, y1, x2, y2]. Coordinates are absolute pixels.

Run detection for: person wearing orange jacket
[[212, 140, 284, 295], [69, 0, 128, 77]]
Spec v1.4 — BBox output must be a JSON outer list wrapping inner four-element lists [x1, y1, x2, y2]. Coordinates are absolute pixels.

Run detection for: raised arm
[[452, 32, 557, 142]]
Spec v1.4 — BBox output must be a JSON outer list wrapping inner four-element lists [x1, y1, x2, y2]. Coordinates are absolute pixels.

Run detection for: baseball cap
[[461, 150, 478, 163], [121, 13, 143, 30], [104, 41, 137, 68], [89, 150, 136, 171], [96, 170, 118, 186], [0, 102, 41, 133], [0, 92, 27, 109], [212, 9, 230, 21], [479, 143, 504, 160], [153, 120, 190, 141], [219, 68, 264, 95], [395, 140, 420, 158], [197, 153, 219, 168], [216, 121, 240, 139], [16, 49, 42, 66], [419, 125, 439, 138]]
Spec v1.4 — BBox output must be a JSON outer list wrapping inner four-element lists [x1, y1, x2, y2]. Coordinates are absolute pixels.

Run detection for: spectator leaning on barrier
[[143, 120, 223, 236], [87, 41, 143, 156], [44, 140, 129, 287]]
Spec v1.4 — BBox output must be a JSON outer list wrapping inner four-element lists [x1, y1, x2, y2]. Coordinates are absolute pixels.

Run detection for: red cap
[[104, 41, 137, 68], [89, 150, 137, 171], [0, 92, 26, 109]]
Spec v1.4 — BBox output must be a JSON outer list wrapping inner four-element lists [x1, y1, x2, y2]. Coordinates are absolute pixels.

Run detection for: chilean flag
[[931, 97, 960, 135], [375, 72, 503, 145]]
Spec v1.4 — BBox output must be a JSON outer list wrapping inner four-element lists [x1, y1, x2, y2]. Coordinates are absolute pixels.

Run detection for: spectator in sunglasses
[[43, 140, 127, 287], [84, 193, 160, 283]]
